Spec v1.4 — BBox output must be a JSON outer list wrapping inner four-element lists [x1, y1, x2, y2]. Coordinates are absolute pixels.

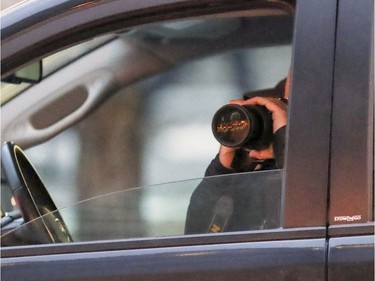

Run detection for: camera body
[[211, 104, 273, 150]]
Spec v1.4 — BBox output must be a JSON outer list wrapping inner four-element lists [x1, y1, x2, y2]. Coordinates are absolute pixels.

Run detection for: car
[[1, 0, 374, 280]]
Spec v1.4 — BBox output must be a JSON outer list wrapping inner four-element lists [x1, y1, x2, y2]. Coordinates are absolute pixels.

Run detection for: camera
[[211, 104, 273, 150]]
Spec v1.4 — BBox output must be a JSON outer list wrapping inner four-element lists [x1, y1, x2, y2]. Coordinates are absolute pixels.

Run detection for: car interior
[[1, 8, 294, 245]]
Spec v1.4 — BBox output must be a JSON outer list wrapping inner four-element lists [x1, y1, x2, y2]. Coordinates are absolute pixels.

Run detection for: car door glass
[[1, 8, 294, 243], [1, 170, 281, 245]]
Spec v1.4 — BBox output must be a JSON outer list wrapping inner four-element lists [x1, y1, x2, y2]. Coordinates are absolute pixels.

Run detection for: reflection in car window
[[1, 171, 281, 245], [0, 35, 115, 104], [3, 9, 293, 244]]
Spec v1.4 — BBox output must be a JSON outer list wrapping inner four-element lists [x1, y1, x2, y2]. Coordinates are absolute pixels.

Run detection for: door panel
[[2, 238, 326, 281], [329, 0, 374, 224], [1, 0, 342, 280], [328, 236, 374, 281]]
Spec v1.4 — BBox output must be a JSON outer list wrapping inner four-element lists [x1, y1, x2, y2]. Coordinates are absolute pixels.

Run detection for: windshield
[[1, 170, 281, 245]]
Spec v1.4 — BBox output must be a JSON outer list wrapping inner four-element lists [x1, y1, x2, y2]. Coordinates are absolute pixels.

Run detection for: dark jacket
[[185, 126, 285, 234]]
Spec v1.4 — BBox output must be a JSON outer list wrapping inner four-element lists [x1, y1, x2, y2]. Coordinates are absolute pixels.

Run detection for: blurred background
[[24, 46, 291, 239]]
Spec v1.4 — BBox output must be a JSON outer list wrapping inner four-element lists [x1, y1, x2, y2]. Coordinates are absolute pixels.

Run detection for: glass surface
[[1, 170, 282, 245], [23, 14, 292, 211], [0, 35, 115, 104], [1, 8, 293, 246]]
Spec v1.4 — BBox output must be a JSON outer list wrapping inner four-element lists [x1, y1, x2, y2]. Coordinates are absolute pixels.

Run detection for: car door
[[1, 0, 373, 280], [327, 0, 374, 280]]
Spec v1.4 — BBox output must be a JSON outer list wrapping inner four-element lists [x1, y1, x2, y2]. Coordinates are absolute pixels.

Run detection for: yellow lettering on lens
[[217, 121, 248, 133]]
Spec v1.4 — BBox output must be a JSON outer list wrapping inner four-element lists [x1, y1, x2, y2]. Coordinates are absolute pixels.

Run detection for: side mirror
[[2, 61, 42, 84]]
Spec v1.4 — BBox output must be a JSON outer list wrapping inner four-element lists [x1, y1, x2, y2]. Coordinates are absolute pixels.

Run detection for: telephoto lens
[[211, 104, 273, 150]]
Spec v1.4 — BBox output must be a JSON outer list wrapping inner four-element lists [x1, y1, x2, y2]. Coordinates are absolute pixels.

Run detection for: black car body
[[1, 0, 374, 280]]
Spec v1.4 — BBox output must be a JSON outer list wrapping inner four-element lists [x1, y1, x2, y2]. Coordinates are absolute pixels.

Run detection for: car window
[[26, 18, 292, 198], [1, 170, 282, 245], [1, 8, 293, 244]]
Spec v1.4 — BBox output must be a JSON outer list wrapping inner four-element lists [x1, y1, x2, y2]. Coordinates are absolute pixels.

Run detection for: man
[[185, 73, 290, 234]]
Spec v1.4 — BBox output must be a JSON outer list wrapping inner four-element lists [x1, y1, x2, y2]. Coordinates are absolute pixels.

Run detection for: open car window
[[1, 6, 293, 246], [1, 170, 282, 245], [16, 14, 292, 205]]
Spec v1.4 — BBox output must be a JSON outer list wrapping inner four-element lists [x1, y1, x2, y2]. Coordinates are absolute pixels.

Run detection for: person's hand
[[238, 97, 288, 133], [219, 145, 237, 169], [218, 97, 288, 167]]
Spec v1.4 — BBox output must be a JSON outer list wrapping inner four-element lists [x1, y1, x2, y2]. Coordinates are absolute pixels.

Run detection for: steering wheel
[[1, 142, 72, 244]]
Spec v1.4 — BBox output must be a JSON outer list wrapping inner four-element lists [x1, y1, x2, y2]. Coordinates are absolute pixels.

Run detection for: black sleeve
[[184, 154, 234, 234], [185, 126, 285, 234], [204, 154, 236, 176], [205, 150, 258, 176]]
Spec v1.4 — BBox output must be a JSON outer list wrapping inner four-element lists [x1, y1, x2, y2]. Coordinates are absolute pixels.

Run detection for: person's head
[[216, 73, 290, 167], [246, 73, 289, 161]]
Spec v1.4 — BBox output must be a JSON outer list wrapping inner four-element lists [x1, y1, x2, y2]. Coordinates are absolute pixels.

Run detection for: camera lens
[[211, 104, 273, 150], [212, 105, 254, 146]]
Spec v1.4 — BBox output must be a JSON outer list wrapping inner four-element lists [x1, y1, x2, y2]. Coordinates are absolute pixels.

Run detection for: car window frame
[[0, 0, 338, 254], [0, 0, 295, 78], [282, 0, 337, 228]]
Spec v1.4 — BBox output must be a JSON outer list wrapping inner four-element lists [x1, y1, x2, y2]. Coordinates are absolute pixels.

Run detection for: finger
[[219, 145, 236, 168], [244, 97, 287, 112], [244, 97, 287, 132]]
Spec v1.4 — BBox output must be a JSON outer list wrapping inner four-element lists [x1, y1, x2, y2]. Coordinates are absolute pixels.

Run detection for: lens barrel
[[211, 104, 273, 150]]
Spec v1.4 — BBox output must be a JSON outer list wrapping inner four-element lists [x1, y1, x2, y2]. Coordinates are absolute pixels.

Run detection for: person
[[185, 73, 290, 234]]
